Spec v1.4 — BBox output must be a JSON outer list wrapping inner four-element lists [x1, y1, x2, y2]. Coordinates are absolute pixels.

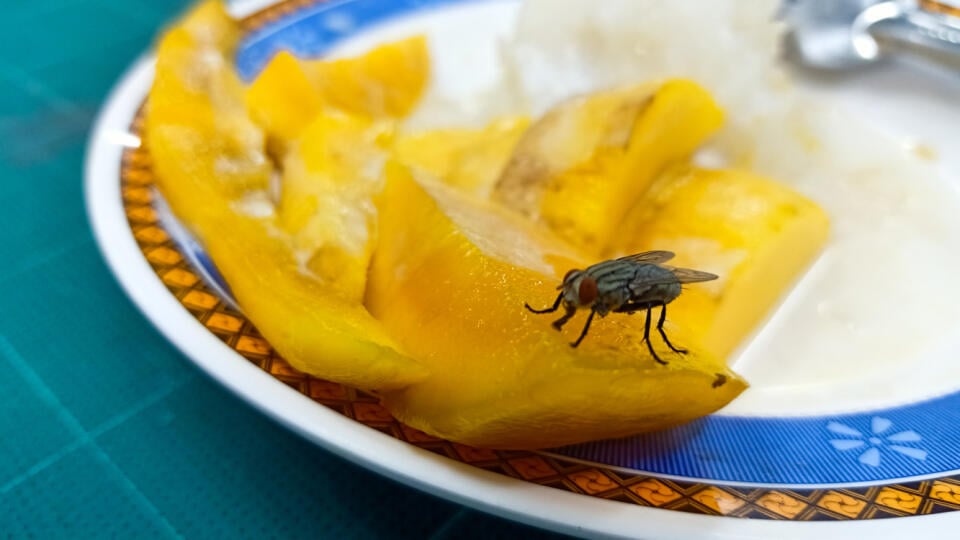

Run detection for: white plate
[[86, 0, 960, 537]]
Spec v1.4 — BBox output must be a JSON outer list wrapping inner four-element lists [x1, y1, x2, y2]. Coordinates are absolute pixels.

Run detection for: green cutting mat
[[0, 1, 571, 537]]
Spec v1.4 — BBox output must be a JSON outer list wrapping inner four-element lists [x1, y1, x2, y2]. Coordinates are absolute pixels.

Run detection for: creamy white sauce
[[714, 99, 960, 415]]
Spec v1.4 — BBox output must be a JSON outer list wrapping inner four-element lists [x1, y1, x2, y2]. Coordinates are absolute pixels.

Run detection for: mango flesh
[[245, 50, 324, 141], [304, 36, 430, 118], [148, 2, 269, 220], [242, 34, 432, 303], [245, 35, 428, 143], [277, 112, 395, 303], [367, 165, 747, 449], [495, 80, 723, 253], [147, 1, 426, 390], [394, 116, 530, 196], [615, 167, 830, 358]]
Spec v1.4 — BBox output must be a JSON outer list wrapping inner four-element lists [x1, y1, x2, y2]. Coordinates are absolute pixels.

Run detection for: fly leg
[[525, 292, 562, 314], [612, 302, 667, 365], [657, 303, 687, 355], [551, 304, 577, 331], [643, 307, 667, 365], [570, 310, 596, 348]]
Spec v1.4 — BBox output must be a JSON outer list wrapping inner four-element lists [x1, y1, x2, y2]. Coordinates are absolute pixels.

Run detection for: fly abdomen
[[627, 264, 682, 305]]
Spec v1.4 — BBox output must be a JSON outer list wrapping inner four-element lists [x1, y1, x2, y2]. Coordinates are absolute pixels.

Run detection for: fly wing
[[617, 250, 675, 265], [667, 267, 719, 284]]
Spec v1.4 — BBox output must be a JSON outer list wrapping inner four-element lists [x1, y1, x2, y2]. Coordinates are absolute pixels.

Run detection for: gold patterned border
[[120, 0, 960, 521]]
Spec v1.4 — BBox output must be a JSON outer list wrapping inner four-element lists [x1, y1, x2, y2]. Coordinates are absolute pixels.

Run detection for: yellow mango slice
[[615, 167, 830, 358], [149, 3, 268, 206], [203, 210, 427, 390], [246, 34, 429, 142], [394, 116, 530, 196], [303, 35, 429, 118], [147, 1, 426, 390], [246, 50, 324, 141], [495, 80, 723, 254], [277, 111, 395, 302], [367, 164, 746, 449]]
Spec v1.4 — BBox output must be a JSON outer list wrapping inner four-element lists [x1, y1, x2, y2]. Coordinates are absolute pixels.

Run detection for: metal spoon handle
[[871, 5, 960, 61]]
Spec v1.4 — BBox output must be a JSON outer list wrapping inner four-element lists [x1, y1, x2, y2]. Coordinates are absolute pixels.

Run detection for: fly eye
[[578, 277, 598, 305]]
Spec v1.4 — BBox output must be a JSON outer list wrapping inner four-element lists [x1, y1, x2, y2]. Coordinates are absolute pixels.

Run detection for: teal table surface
[[0, 1, 571, 537]]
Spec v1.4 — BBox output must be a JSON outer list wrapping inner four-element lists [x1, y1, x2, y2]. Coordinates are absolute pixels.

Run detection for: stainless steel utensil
[[783, 0, 960, 70]]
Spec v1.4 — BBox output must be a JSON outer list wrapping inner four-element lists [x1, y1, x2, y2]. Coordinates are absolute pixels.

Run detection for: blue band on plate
[[555, 394, 960, 485]]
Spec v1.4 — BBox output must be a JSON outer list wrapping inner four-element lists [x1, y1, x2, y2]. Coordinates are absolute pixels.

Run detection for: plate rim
[[83, 4, 959, 539]]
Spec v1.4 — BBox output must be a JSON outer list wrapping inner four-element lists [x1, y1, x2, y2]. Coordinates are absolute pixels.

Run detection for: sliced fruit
[[277, 111, 395, 302], [495, 79, 723, 254], [367, 164, 746, 449], [245, 50, 324, 141], [147, 1, 426, 390], [245, 34, 429, 143], [394, 116, 530, 196], [148, 1, 269, 210], [201, 208, 427, 390], [302, 35, 430, 118], [614, 166, 830, 358]]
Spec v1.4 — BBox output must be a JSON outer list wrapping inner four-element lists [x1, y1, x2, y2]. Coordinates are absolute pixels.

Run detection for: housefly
[[524, 250, 717, 365]]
